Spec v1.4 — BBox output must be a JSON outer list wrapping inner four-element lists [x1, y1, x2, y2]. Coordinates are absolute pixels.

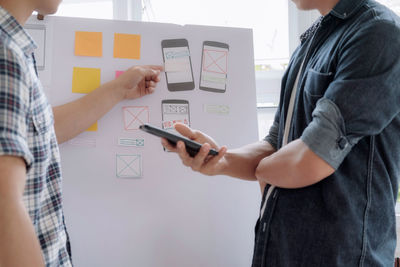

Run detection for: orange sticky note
[[72, 67, 101, 94], [86, 122, 98, 132], [113, 33, 141, 59], [75, 31, 102, 57]]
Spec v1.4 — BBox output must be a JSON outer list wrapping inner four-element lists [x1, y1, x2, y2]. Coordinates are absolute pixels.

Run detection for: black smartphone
[[199, 41, 229, 93], [139, 123, 218, 157], [161, 39, 195, 91]]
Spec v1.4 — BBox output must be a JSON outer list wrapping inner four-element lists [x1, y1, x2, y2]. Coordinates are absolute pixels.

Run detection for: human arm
[[257, 20, 400, 189], [255, 139, 334, 188], [161, 123, 276, 181], [0, 42, 44, 266], [0, 156, 44, 267], [53, 65, 162, 144], [164, 124, 334, 189]]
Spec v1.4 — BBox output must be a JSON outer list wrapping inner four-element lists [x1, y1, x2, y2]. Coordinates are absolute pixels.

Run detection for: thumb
[[174, 123, 196, 139], [142, 68, 160, 79]]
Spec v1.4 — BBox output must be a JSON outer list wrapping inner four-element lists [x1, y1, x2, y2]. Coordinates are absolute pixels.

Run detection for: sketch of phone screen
[[199, 41, 229, 93], [161, 99, 190, 136], [161, 39, 195, 91]]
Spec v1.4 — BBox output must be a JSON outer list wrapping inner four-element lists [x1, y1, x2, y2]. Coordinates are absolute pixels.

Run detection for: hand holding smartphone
[[139, 123, 218, 157]]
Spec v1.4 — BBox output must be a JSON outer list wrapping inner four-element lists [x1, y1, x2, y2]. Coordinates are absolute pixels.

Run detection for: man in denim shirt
[[164, 0, 400, 265]]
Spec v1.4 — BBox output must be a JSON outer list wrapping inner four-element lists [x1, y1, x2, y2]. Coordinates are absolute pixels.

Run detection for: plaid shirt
[[0, 6, 72, 267]]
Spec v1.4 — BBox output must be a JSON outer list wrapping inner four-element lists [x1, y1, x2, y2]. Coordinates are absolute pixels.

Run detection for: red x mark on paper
[[203, 49, 228, 74], [123, 106, 149, 130]]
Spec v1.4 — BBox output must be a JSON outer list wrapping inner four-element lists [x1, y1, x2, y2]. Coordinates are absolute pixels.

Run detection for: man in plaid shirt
[[0, 0, 162, 266]]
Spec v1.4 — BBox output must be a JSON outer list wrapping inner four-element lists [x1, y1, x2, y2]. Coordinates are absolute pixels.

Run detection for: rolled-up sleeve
[[301, 98, 353, 169], [0, 43, 33, 169], [301, 20, 400, 169]]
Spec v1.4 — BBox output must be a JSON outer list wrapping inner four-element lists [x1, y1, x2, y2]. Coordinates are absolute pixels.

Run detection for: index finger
[[145, 65, 164, 72]]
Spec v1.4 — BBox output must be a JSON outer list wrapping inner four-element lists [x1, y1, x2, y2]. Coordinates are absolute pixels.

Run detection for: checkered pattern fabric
[[0, 6, 72, 267]]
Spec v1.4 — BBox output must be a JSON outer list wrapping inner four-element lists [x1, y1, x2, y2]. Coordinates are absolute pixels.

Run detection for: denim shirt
[[253, 0, 400, 266]]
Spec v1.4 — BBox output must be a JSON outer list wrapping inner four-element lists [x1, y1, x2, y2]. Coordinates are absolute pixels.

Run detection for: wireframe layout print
[[203, 48, 227, 74], [162, 39, 195, 91], [162, 100, 190, 132], [200, 41, 229, 93], [123, 106, 149, 130], [116, 154, 142, 178]]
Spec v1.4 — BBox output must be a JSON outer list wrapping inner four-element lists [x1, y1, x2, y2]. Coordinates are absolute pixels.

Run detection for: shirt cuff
[[300, 98, 354, 170], [264, 120, 279, 150], [0, 134, 34, 171]]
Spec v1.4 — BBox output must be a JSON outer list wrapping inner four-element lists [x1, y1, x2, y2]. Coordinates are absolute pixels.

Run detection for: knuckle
[[191, 166, 199, 172], [182, 158, 191, 166]]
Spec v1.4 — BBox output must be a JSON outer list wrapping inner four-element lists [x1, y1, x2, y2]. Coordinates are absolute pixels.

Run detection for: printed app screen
[[200, 45, 228, 90], [163, 47, 193, 83], [162, 103, 190, 134]]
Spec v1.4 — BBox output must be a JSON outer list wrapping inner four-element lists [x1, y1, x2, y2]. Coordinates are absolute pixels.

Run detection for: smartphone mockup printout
[[161, 100, 190, 134], [199, 41, 229, 93], [161, 39, 195, 91]]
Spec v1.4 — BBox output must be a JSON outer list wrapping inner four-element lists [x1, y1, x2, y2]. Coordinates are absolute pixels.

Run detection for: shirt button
[[338, 137, 347, 150]]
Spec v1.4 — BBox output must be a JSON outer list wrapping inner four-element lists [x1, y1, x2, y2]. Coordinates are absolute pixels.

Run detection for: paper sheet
[[72, 67, 101, 94], [164, 59, 189, 72], [113, 33, 141, 59], [86, 122, 98, 132], [116, 154, 142, 178], [75, 31, 102, 57], [122, 106, 149, 131], [115, 70, 124, 78]]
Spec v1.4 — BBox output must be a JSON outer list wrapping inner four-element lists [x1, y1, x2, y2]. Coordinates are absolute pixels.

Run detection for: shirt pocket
[[303, 69, 334, 109], [32, 104, 54, 137]]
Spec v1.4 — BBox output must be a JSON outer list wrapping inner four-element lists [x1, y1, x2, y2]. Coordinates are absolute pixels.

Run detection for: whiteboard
[[27, 16, 260, 267]]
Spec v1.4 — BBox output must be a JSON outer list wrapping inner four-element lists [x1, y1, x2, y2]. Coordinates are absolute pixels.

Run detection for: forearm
[[255, 139, 335, 188], [0, 157, 44, 266], [0, 198, 44, 267], [219, 141, 276, 181], [53, 80, 123, 144]]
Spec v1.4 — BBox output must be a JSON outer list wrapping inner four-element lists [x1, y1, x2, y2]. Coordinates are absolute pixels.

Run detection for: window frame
[[113, 0, 142, 20]]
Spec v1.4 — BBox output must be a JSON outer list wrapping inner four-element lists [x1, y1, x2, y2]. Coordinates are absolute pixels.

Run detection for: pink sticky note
[[115, 70, 124, 78]]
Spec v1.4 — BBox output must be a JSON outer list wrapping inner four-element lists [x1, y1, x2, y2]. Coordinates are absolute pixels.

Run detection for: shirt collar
[[0, 5, 37, 55], [330, 0, 366, 19]]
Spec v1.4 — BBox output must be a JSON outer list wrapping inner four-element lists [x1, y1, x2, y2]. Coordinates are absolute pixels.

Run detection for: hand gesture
[[161, 123, 228, 176], [114, 65, 163, 100]]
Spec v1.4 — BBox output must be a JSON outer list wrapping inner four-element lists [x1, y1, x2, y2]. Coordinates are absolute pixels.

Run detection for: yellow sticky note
[[86, 122, 98, 132], [113, 33, 141, 59], [75, 31, 102, 57], [72, 67, 101, 94]]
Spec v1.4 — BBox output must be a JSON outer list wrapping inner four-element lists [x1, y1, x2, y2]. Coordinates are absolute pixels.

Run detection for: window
[[55, 0, 113, 19], [142, 0, 289, 64], [374, 0, 400, 258], [378, 0, 400, 13]]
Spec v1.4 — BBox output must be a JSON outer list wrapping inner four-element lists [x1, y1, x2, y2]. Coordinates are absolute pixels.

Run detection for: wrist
[[215, 152, 229, 176], [106, 80, 125, 103]]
